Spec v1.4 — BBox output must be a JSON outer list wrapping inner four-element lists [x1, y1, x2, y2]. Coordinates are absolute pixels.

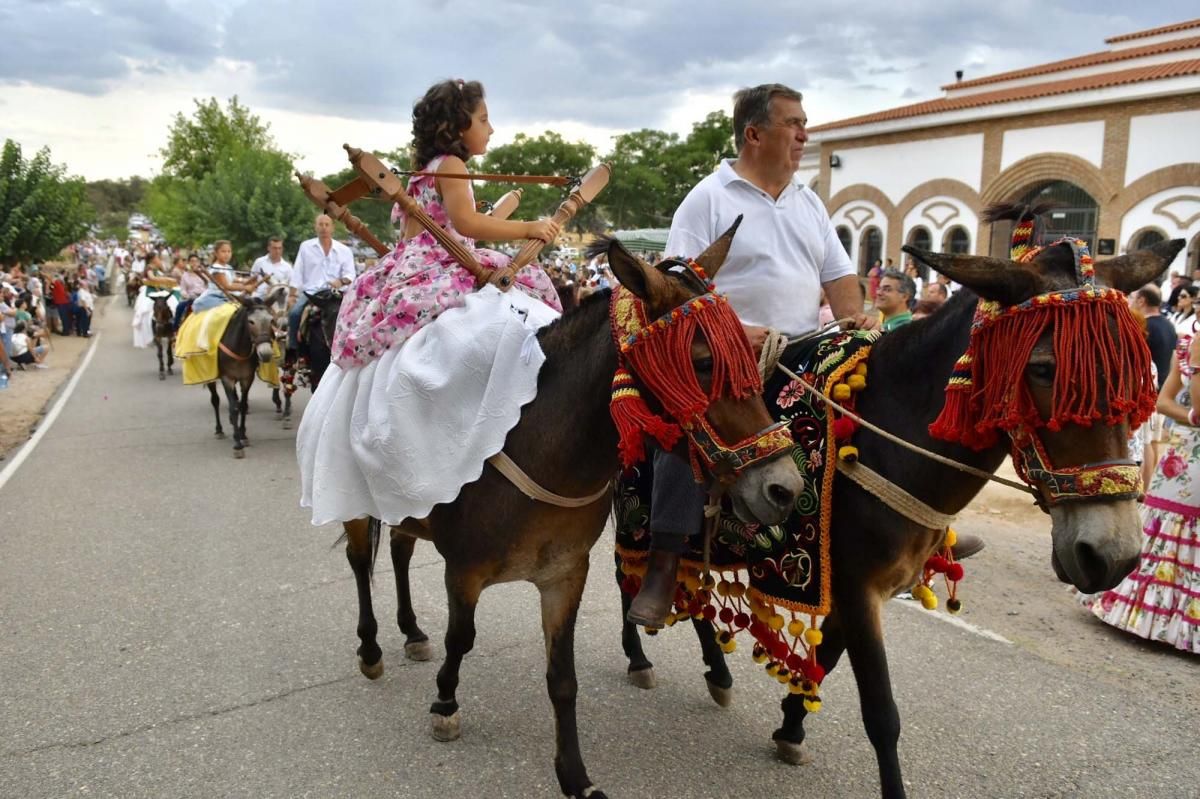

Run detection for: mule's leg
[[281, 388, 292, 429], [209, 382, 224, 438], [430, 570, 482, 742], [539, 561, 605, 799], [167, 336, 174, 375], [389, 529, 432, 661], [772, 610, 846, 765], [691, 616, 733, 707], [223, 379, 243, 457], [272, 387, 282, 418], [237, 378, 251, 446], [842, 594, 906, 799], [156, 338, 166, 380], [345, 518, 384, 679], [618, 556, 655, 689]]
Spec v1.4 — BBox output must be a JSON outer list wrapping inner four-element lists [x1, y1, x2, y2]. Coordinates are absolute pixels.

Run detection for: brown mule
[[339, 223, 804, 799], [615, 204, 1185, 799]]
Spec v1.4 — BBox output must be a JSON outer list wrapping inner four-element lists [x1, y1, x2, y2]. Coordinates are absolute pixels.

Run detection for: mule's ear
[[901, 246, 1040, 306], [691, 215, 743, 279], [1095, 239, 1186, 294], [593, 236, 666, 303]]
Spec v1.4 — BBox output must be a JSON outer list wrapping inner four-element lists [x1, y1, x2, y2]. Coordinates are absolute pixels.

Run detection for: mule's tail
[[334, 516, 385, 578]]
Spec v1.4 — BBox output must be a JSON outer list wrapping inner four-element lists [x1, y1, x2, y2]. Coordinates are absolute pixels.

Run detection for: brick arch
[[891, 179, 982, 257], [981, 153, 1115, 207], [1108, 164, 1200, 220], [827, 184, 896, 219]]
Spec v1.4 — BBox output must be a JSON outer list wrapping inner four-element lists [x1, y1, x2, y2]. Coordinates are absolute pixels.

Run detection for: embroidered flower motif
[[777, 379, 804, 409]]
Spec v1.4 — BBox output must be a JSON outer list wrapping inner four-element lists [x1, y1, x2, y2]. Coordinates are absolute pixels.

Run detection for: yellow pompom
[[716, 580, 730, 597], [838, 445, 859, 463], [787, 619, 807, 638], [720, 638, 738, 654], [683, 573, 701, 592], [766, 662, 780, 677], [832, 383, 852, 402], [945, 528, 958, 548], [921, 593, 938, 611], [847, 374, 866, 391], [776, 668, 792, 684], [854, 362, 868, 377], [803, 698, 822, 713], [664, 614, 678, 627], [911, 584, 930, 600], [752, 645, 768, 664], [729, 581, 746, 598], [702, 573, 716, 590], [768, 614, 786, 632], [788, 679, 806, 695], [804, 628, 823, 647], [752, 602, 771, 622]]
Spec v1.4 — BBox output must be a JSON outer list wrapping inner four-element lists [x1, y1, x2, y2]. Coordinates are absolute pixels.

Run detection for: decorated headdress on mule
[[920, 204, 1157, 451]]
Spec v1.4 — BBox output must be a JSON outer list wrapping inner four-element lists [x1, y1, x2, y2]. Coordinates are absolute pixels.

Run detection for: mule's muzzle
[[1049, 500, 1141, 593], [729, 454, 804, 526]]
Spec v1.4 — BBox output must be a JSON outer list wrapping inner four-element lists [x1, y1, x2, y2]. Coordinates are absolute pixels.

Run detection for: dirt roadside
[[0, 300, 106, 459]]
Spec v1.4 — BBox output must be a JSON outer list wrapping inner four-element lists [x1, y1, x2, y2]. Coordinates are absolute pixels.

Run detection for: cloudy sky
[[0, 0, 1194, 180]]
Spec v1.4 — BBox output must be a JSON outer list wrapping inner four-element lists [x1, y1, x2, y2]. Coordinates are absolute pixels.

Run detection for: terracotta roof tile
[[810, 59, 1200, 134], [1106, 18, 1200, 44], [941, 35, 1200, 90]]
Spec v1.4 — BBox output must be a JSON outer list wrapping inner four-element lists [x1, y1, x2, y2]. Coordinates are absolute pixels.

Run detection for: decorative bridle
[[609, 259, 794, 484], [930, 233, 1154, 508]]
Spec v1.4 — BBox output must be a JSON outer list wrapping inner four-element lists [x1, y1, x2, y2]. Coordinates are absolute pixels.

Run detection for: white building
[[800, 17, 1200, 278]]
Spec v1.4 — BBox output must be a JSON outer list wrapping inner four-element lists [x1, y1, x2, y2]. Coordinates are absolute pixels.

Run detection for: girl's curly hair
[[410, 79, 485, 169]]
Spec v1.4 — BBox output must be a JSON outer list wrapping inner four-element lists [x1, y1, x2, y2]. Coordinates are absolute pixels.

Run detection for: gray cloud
[[3, 0, 1197, 131]]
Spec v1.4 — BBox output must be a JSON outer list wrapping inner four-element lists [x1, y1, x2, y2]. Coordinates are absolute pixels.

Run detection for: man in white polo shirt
[[287, 214, 356, 354], [627, 83, 880, 626], [250, 236, 293, 301]]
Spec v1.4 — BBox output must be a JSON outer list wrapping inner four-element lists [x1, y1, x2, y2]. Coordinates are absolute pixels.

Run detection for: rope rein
[[760, 326, 1037, 497]]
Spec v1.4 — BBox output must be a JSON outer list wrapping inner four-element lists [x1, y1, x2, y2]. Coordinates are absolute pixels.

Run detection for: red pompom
[[770, 640, 790, 660], [702, 605, 718, 621], [946, 563, 965, 581], [832, 416, 858, 441], [927, 555, 950, 573], [808, 662, 826, 683], [734, 612, 750, 629], [718, 608, 734, 624], [786, 653, 804, 671]]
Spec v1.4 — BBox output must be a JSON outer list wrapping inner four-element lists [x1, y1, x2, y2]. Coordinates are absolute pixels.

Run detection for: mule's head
[[595, 220, 804, 526], [305, 288, 344, 345], [241, 298, 277, 363], [904, 230, 1185, 593]]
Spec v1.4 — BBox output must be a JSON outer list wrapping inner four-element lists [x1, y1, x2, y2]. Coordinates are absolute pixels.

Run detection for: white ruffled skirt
[[297, 285, 559, 526]]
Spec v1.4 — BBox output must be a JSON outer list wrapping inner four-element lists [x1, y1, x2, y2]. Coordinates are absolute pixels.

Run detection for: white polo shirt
[[290, 238, 356, 294], [665, 159, 854, 337], [250, 254, 294, 299]]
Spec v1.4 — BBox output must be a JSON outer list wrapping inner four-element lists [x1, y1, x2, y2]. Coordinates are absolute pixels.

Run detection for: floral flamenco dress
[[1089, 336, 1200, 654], [296, 155, 563, 526]]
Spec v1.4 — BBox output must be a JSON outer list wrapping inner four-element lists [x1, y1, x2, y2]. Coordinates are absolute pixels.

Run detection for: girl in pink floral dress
[[1086, 334, 1200, 654], [332, 79, 561, 368]]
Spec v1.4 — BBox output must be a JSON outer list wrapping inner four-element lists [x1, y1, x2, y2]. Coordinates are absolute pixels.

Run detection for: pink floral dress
[[331, 155, 561, 368]]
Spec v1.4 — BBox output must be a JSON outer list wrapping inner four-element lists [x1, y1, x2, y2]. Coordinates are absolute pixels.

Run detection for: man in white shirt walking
[[628, 83, 882, 626], [250, 237, 294, 300], [287, 214, 356, 354]]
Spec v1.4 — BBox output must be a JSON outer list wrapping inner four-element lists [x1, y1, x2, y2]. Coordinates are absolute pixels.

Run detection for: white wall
[[1001, 121, 1106, 171], [830, 199, 887, 270], [1125, 109, 1200, 185], [901, 196, 980, 254], [1119, 186, 1200, 275], [828, 135, 984, 205], [793, 166, 819, 188]]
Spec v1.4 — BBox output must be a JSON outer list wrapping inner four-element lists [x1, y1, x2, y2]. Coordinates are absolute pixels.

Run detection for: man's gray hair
[[732, 83, 804, 151], [881, 268, 915, 300]]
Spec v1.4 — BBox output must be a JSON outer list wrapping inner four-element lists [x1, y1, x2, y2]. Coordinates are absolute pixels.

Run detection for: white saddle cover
[[297, 285, 559, 526]]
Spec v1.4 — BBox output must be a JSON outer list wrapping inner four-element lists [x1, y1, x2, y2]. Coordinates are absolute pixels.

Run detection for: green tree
[[145, 96, 316, 261], [318, 145, 410, 245], [159, 97, 273, 181], [0, 139, 93, 266], [476, 132, 599, 233], [602, 129, 679, 229]]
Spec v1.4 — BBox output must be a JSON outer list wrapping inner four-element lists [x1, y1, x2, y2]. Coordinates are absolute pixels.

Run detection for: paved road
[[1, 298, 1195, 798]]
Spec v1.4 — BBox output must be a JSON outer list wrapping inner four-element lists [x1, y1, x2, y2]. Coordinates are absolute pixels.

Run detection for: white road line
[[0, 332, 102, 493], [890, 595, 1014, 644]]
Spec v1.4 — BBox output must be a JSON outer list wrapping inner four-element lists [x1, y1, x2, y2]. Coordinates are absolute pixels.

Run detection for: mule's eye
[[693, 357, 713, 374], [1027, 361, 1055, 384]]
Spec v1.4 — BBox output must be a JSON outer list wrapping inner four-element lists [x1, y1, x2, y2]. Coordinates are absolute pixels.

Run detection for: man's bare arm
[[823, 274, 879, 331]]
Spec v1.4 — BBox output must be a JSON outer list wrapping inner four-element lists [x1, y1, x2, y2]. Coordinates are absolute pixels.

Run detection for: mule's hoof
[[627, 667, 656, 690], [281, 420, 292, 430], [274, 412, 283, 420], [575, 787, 608, 799], [431, 710, 461, 742], [775, 739, 813, 766], [705, 676, 733, 708], [358, 656, 384, 680], [159, 373, 165, 381], [215, 431, 226, 439], [405, 640, 434, 661], [233, 448, 246, 459]]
